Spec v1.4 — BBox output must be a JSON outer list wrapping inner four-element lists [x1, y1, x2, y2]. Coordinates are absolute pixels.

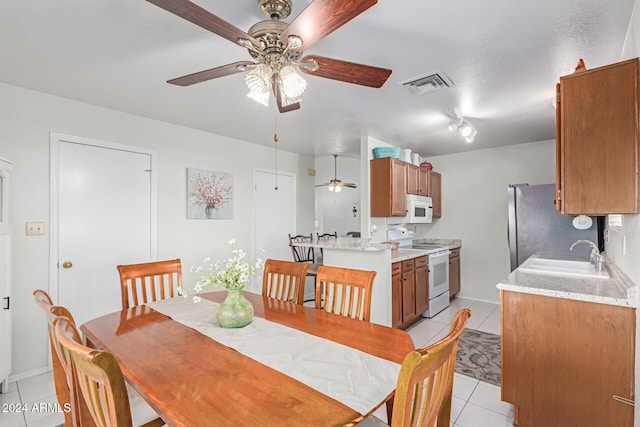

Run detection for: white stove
[[388, 228, 450, 318]]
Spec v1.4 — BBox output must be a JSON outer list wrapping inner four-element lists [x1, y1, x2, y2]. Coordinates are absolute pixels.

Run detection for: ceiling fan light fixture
[[286, 35, 303, 51], [279, 65, 306, 106], [245, 64, 272, 106]]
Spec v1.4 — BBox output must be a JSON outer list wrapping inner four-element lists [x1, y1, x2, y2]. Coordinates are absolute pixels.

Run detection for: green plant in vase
[[193, 238, 264, 328]]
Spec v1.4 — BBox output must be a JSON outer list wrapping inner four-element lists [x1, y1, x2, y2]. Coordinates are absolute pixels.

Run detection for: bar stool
[[288, 233, 321, 303]]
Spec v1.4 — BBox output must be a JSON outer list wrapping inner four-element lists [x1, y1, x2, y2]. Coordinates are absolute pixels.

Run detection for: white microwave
[[387, 195, 433, 224]]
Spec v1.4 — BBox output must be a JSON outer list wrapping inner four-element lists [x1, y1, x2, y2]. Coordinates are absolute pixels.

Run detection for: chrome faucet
[[570, 240, 604, 272]]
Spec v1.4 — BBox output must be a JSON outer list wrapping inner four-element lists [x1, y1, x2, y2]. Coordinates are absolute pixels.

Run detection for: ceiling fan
[[316, 154, 357, 192], [144, 0, 392, 113]]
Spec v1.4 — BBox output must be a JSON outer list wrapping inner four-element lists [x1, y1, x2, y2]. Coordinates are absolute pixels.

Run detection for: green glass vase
[[216, 288, 254, 328]]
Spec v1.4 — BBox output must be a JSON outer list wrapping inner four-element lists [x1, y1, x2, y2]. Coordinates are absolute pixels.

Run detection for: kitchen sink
[[518, 257, 610, 279]]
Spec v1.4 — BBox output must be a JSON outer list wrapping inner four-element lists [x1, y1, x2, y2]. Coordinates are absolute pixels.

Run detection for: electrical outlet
[[26, 222, 45, 236]]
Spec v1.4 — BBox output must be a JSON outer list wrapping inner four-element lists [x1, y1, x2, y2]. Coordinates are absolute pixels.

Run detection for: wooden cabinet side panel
[[501, 291, 635, 427], [561, 59, 639, 214], [556, 82, 563, 212], [428, 171, 442, 218], [448, 254, 460, 297], [370, 158, 393, 217], [391, 264, 402, 328]]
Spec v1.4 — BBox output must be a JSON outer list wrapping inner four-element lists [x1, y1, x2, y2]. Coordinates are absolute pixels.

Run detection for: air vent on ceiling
[[398, 71, 454, 96]]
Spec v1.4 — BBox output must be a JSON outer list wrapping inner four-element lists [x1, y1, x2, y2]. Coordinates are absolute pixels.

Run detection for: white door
[[0, 159, 13, 393], [50, 134, 157, 327], [252, 169, 295, 294]]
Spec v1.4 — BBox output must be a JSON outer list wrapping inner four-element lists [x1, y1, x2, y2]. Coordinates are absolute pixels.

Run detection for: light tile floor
[[2, 298, 512, 427]]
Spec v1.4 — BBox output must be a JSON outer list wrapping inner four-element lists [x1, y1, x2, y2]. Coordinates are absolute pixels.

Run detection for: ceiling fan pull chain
[[273, 115, 279, 190]]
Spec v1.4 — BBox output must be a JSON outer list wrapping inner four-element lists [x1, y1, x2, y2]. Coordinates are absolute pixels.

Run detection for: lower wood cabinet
[[401, 259, 415, 323], [501, 291, 635, 427], [392, 256, 429, 329]]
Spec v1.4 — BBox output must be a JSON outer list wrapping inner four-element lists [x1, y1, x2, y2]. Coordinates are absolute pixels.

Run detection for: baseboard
[[454, 294, 500, 305], [8, 366, 50, 384]]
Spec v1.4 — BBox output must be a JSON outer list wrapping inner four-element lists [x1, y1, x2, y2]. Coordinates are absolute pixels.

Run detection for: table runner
[[147, 296, 400, 415]]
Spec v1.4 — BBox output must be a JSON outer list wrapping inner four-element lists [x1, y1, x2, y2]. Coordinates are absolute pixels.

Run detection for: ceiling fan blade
[[145, 0, 260, 47], [281, 0, 377, 51], [299, 55, 391, 88], [343, 183, 358, 188], [272, 74, 301, 113], [167, 61, 255, 86]]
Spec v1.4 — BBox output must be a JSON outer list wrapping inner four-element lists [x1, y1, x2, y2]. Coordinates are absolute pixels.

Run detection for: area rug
[[455, 328, 501, 387]]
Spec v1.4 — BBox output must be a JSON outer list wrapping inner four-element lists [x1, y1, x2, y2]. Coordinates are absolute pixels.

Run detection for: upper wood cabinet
[[556, 58, 640, 214], [371, 158, 407, 216], [407, 165, 429, 196]]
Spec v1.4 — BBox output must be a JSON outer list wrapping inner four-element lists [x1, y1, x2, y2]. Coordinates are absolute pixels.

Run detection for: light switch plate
[[26, 222, 45, 236]]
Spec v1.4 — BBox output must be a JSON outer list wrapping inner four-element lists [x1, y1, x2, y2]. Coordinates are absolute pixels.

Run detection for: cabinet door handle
[[3, 296, 9, 310]]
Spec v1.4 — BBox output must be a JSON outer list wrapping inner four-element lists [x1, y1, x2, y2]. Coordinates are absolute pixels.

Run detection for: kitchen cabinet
[[391, 256, 429, 329], [428, 171, 441, 218], [414, 256, 429, 314], [401, 259, 415, 322], [556, 58, 640, 214], [501, 291, 635, 427], [407, 165, 429, 196], [391, 263, 402, 328], [406, 164, 419, 195], [371, 157, 407, 217], [0, 159, 12, 393], [448, 247, 460, 298]]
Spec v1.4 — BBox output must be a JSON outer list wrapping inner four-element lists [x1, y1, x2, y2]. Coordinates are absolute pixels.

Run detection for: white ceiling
[[0, 0, 635, 157]]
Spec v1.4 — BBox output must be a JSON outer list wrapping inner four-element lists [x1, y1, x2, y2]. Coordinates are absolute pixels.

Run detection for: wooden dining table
[[80, 291, 414, 427]]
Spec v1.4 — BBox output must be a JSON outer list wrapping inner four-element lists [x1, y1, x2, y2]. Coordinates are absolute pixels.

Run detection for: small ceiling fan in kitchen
[[316, 154, 357, 192], [143, 0, 392, 113]]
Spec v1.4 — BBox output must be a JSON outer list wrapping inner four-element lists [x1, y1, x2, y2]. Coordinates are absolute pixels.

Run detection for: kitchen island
[[497, 254, 637, 427], [294, 238, 399, 327]]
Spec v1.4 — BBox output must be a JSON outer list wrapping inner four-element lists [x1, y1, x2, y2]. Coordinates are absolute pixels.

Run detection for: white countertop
[[496, 254, 637, 308], [391, 239, 462, 263], [293, 237, 392, 252]]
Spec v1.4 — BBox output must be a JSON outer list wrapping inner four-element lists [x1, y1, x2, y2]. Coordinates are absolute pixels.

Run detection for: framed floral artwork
[[187, 168, 233, 219]]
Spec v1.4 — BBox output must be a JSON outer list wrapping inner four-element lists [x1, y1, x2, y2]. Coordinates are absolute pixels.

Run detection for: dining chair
[[347, 308, 472, 427], [117, 259, 183, 309], [33, 289, 80, 427], [53, 316, 165, 427], [316, 231, 338, 260], [315, 265, 376, 321], [262, 258, 309, 305]]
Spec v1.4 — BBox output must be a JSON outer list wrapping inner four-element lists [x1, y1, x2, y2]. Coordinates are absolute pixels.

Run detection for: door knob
[[62, 261, 73, 269]]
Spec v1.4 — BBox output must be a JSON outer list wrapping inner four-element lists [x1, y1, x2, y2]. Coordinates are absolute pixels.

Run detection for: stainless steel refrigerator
[[508, 184, 600, 271]]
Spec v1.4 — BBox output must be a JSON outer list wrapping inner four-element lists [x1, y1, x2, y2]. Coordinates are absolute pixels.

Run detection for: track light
[[465, 129, 478, 143], [448, 111, 477, 143], [460, 122, 473, 137], [448, 116, 463, 131]]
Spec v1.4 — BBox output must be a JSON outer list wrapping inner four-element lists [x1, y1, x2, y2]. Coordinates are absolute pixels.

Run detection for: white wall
[[314, 155, 361, 236], [418, 140, 556, 303], [0, 82, 315, 378]]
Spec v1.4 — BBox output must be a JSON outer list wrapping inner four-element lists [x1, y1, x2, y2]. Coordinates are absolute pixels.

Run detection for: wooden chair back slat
[[262, 259, 309, 305], [117, 259, 182, 309], [315, 265, 376, 321]]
